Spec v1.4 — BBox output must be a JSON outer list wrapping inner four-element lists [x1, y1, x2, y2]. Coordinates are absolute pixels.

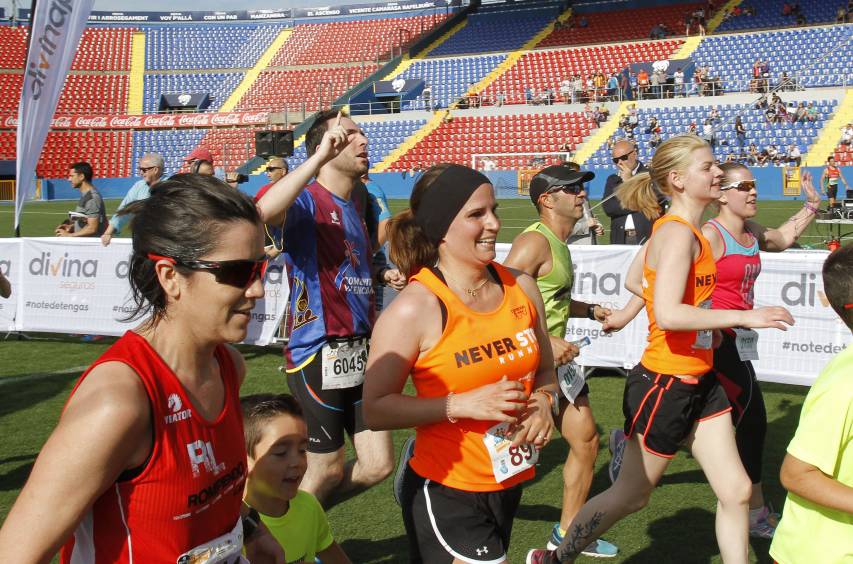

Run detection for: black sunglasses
[[148, 254, 268, 289], [266, 166, 284, 172], [547, 184, 584, 196], [612, 150, 635, 164], [138, 166, 156, 173], [721, 180, 757, 192]]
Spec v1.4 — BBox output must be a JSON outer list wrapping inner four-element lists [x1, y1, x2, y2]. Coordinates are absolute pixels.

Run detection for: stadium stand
[[132, 129, 208, 176], [143, 73, 245, 113], [539, 2, 704, 47], [480, 40, 684, 106], [715, 0, 846, 32], [0, 27, 27, 69], [0, 75, 22, 113], [71, 28, 135, 71], [233, 65, 380, 113], [690, 25, 853, 91], [427, 2, 560, 56], [269, 15, 448, 66], [586, 98, 838, 167], [38, 130, 133, 179], [396, 54, 506, 110], [145, 24, 288, 70], [388, 112, 596, 171], [56, 75, 129, 115]]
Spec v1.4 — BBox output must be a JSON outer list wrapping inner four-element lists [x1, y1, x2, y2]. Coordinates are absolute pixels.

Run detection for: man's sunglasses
[[547, 184, 584, 196], [266, 166, 284, 172], [612, 150, 635, 164], [138, 166, 157, 173], [721, 180, 757, 192], [148, 254, 268, 289]]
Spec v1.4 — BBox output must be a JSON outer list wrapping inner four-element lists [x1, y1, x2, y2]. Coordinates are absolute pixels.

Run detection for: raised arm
[[747, 170, 821, 252]]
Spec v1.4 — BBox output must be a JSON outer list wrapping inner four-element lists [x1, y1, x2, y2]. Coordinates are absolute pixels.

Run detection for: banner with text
[[2, 110, 272, 131], [15, 0, 95, 231], [495, 244, 850, 386], [5, 238, 288, 346], [0, 239, 20, 332]]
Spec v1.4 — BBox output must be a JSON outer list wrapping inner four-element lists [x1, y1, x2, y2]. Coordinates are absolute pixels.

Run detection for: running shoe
[[526, 549, 555, 564], [608, 428, 626, 484], [546, 524, 618, 557], [393, 436, 415, 506], [749, 505, 780, 539]]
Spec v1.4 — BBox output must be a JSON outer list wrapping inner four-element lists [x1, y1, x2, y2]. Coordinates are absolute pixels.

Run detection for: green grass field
[[0, 198, 820, 562]]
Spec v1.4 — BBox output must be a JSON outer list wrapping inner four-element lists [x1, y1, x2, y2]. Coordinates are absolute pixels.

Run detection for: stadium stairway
[[805, 89, 853, 166], [670, 35, 703, 59], [371, 110, 448, 172], [707, 0, 742, 34], [573, 102, 630, 165], [449, 5, 571, 108], [127, 32, 146, 115], [222, 28, 293, 113]]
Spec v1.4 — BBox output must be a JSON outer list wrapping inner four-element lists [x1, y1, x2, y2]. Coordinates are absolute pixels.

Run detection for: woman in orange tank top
[[528, 136, 793, 564], [363, 164, 557, 564]]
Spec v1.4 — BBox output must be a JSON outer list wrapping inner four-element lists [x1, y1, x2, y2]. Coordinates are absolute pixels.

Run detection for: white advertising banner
[[0, 239, 20, 332], [15, 0, 95, 231], [496, 244, 851, 387], [3, 238, 288, 346]]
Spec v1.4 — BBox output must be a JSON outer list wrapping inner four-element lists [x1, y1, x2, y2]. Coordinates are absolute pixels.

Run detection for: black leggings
[[713, 332, 767, 484]]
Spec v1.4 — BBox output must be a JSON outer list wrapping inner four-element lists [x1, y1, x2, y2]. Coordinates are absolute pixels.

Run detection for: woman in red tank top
[[700, 163, 820, 538], [530, 136, 794, 564], [0, 175, 278, 563], [363, 164, 556, 563]]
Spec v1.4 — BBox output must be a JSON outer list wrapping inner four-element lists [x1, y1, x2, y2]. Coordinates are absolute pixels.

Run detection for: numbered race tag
[[693, 300, 713, 350], [733, 328, 759, 361], [177, 518, 247, 564], [321, 338, 367, 390], [557, 363, 586, 404], [482, 422, 539, 482]]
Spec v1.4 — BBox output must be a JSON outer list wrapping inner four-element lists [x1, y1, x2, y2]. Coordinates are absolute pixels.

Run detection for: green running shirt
[[523, 221, 573, 337]]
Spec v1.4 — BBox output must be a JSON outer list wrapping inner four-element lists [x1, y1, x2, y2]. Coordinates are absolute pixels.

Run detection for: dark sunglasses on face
[[266, 166, 283, 172], [547, 184, 584, 196], [138, 166, 156, 173], [612, 150, 635, 164], [721, 180, 757, 192], [148, 253, 268, 289]]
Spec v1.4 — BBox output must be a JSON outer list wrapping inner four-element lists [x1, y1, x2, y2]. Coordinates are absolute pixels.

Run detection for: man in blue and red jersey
[[256, 109, 395, 508]]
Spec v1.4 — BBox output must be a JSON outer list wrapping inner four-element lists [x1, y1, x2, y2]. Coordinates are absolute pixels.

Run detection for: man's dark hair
[[241, 393, 304, 457], [118, 173, 261, 326], [305, 108, 348, 157], [822, 244, 853, 330], [70, 162, 93, 183]]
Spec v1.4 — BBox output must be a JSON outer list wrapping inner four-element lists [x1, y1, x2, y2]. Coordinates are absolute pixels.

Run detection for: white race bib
[[693, 300, 713, 350], [176, 518, 247, 564], [482, 422, 538, 482], [321, 338, 368, 390], [733, 328, 759, 362], [557, 362, 586, 404]]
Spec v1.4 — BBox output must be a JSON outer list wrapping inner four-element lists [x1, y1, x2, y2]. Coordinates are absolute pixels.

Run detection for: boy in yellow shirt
[[242, 394, 351, 564], [770, 245, 853, 564]]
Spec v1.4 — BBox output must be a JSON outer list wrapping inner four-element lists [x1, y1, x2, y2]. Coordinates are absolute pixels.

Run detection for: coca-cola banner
[[2, 111, 271, 130]]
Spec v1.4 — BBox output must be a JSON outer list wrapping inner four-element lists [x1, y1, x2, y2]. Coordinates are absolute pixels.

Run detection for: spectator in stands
[[560, 77, 572, 104], [805, 101, 818, 122], [603, 139, 657, 244], [255, 109, 394, 508], [422, 84, 432, 110], [702, 119, 717, 149], [184, 146, 213, 170], [687, 121, 698, 135], [747, 144, 760, 165], [786, 144, 802, 167], [756, 149, 769, 166], [190, 159, 215, 176], [606, 73, 619, 101], [649, 129, 663, 149], [792, 102, 807, 123], [0, 267, 10, 299], [101, 153, 164, 246], [649, 70, 660, 100], [572, 74, 584, 103], [645, 116, 660, 135], [767, 144, 780, 165], [841, 122, 853, 145], [619, 72, 631, 101], [637, 69, 649, 100], [55, 162, 106, 239], [495, 90, 506, 107], [735, 116, 747, 156], [673, 67, 685, 97]]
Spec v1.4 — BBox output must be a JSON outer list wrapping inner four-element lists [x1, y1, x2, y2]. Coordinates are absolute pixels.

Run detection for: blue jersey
[[283, 182, 375, 369]]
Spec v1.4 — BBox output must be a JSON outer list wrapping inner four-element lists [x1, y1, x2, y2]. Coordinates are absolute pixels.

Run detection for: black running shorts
[[623, 364, 732, 458]]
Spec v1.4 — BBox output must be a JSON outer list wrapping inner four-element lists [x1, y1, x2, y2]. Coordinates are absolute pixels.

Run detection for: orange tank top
[[408, 262, 541, 492], [641, 215, 717, 376]]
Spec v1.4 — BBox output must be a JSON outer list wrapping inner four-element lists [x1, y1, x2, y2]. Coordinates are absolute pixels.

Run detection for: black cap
[[529, 165, 595, 204]]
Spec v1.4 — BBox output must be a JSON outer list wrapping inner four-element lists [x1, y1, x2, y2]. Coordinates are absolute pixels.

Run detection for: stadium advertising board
[[6, 238, 288, 346], [3, 111, 271, 130], [494, 244, 850, 387], [0, 239, 19, 332]]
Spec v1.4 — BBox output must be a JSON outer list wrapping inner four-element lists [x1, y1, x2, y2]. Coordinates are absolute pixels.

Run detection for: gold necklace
[[439, 267, 490, 297]]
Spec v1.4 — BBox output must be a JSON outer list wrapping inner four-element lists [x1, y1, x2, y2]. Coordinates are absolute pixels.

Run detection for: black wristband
[[587, 304, 597, 320], [242, 507, 261, 541]]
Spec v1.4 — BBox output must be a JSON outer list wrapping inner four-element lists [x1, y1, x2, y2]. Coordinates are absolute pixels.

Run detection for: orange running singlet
[[641, 215, 717, 376], [408, 262, 541, 492]]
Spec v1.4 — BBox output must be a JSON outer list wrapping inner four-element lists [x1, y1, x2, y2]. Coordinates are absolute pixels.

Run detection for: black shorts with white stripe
[[400, 464, 521, 564]]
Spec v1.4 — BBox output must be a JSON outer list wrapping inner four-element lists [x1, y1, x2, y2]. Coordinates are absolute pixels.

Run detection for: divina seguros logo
[[26, 0, 76, 101]]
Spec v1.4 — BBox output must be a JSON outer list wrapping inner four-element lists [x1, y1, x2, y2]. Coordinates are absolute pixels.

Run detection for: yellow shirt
[[770, 345, 853, 564], [260, 491, 333, 563]]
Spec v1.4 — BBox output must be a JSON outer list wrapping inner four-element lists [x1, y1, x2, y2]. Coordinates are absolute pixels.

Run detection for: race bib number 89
[[483, 422, 538, 482]]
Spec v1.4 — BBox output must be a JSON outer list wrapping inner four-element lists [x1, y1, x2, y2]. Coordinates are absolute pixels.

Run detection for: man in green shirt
[[504, 164, 617, 558]]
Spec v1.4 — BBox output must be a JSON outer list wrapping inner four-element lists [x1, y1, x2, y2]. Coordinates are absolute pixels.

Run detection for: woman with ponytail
[[363, 164, 556, 564], [0, 175, 280, 562], [528, 136, 794, 564]]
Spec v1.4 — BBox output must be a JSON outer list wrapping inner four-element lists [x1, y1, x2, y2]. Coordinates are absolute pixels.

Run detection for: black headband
[[414, 165, 491, 244]]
